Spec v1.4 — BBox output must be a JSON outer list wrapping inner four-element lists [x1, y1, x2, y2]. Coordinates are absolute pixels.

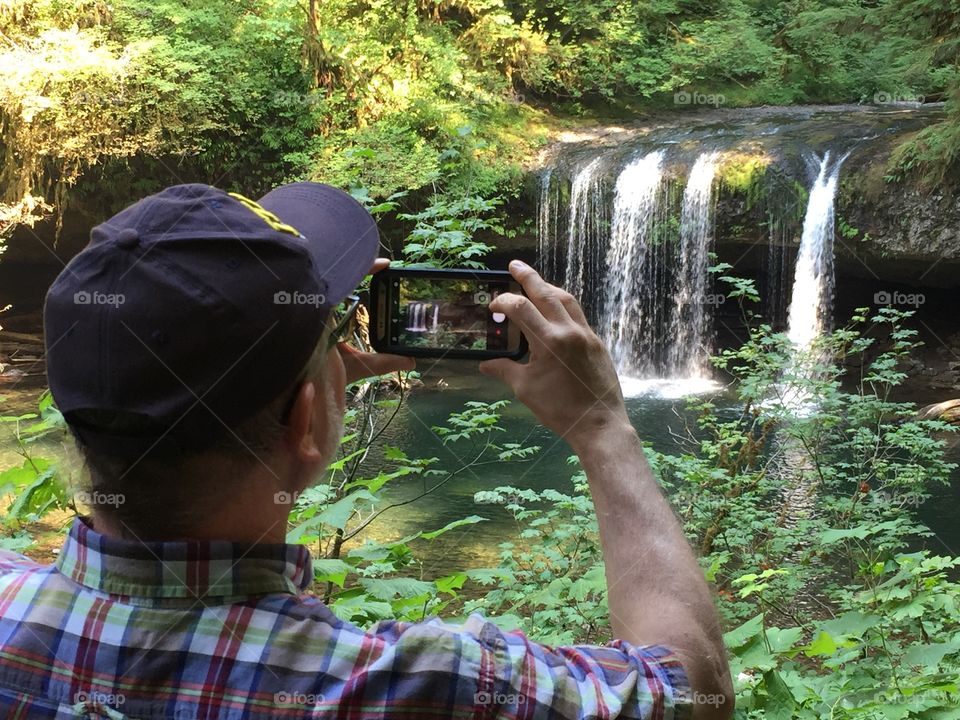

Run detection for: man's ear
[[285, 381, 324, 463]]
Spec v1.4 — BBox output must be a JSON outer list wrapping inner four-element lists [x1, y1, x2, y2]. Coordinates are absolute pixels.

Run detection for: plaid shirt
[[0, 517, 692, 719]]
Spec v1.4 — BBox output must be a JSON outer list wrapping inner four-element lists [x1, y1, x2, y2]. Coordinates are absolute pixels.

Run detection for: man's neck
[[90, 507, 290, 544], [90, 465, 297, 544]]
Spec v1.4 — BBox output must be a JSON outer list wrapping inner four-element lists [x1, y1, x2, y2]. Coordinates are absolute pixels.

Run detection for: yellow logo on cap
[[228, 192, 302, 238]]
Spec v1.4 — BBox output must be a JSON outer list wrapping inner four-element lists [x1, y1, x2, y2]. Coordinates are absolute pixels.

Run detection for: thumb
[[339, 345, 415, 383], [478, 358, 525, 390]]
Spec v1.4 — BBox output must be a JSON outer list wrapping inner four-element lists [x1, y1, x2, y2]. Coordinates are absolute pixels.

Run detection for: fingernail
[[510, 260, 530, 271]]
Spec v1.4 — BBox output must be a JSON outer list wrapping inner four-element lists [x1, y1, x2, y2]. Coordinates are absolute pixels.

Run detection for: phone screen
[[389, 276, 513, 352]]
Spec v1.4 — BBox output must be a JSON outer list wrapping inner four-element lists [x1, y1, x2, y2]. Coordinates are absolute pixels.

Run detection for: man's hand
[[337, 258, 415, 384], [479, 260, 629, 448]]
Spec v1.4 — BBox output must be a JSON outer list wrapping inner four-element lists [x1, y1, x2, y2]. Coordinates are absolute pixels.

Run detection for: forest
[[2, 0, 960, 717]]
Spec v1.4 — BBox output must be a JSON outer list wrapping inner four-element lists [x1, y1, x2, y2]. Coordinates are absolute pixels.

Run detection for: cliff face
[[711, 159, 960, 289], [834, 141, 960, 287]]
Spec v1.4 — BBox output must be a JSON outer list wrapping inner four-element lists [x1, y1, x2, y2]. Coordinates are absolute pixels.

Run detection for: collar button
[[116, 228, 140, 249]]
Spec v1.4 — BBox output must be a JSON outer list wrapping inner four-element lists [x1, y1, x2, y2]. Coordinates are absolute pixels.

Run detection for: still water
[[339, 361, 960, 577]]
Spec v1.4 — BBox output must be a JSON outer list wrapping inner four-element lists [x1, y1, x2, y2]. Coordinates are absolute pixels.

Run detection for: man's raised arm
[[480, 260, 733, 719]]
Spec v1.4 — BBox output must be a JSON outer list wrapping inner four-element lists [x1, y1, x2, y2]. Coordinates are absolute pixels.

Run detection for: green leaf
[[421, 515, 486, 540], [903, 636, 960, 668], [287, 490, 375, 541], [766, 626, 803, 654], [0, 533, 34, 551], [358, 577, 434, 600], [6, 466, 60, 524], [435, 573, 467, 595], [761, 669, 796, 720], [329, 593, 393, 622], [312, 559, 354, 588], [384, 446, 407, 461], [725, 613, 765, 649], [803, 631, 839, 657], [818, 611, 880, 641]]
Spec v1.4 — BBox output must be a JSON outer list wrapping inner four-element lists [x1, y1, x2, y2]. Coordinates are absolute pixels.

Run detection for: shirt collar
[[55, 517, 313, 601]]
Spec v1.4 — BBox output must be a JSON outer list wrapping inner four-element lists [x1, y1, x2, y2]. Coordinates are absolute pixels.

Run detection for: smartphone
[[369, 268, 528, 359]]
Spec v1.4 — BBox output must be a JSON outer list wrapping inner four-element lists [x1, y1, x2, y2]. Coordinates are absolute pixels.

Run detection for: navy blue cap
[[43, 182, 379, 451]]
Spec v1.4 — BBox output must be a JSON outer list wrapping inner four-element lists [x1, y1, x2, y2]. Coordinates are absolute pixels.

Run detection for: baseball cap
[[43, 182, 379, 452]]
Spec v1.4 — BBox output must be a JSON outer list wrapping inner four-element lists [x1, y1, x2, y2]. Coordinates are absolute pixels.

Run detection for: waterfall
[[407, 302, 436, 332], [406, 302, 420, 331], [786, 153, 845, 351], [537, 169, 557, 282], [541, 148, 721, 396], [531, 110, 927, 399], [564, 157, 604, 298], [667, 151, 720, 378], [601, 151, 665, 375]]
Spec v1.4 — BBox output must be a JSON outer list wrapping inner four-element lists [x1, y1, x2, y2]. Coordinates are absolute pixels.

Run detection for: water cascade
[[667, 151, 720, 378], [601, 150, 666, 375], [542, 149, 723, 395], [785, 152, 846, 352], [564, 157, 604, 298], [405, 302, 438, 333], [537, 168, 558, 282], [535, 111, 883, 398]]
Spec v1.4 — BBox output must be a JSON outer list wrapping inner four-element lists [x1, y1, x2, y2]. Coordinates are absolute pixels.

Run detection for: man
[[0, 182, 732, 718]]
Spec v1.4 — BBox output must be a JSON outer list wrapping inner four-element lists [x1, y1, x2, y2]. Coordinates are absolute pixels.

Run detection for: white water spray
[[564, 157, 603, 297], [668, 151, 720, 378], [536, 168, 556, 281], [786, 153, 845, 351], [602, 151, 665, 374]]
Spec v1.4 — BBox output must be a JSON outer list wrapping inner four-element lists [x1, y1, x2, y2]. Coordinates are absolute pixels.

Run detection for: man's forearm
[[570, 420, 732, 711]]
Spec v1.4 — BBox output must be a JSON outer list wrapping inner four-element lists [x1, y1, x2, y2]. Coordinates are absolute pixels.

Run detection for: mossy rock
[[716, 151, 772, 195]]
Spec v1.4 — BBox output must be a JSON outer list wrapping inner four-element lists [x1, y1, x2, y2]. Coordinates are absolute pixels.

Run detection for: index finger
[[488, 292, 551, 350], [507, 260, 572, 323]]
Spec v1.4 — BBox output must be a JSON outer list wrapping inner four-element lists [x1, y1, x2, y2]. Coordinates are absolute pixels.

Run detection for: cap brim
[[258, 182, 379, 306]]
